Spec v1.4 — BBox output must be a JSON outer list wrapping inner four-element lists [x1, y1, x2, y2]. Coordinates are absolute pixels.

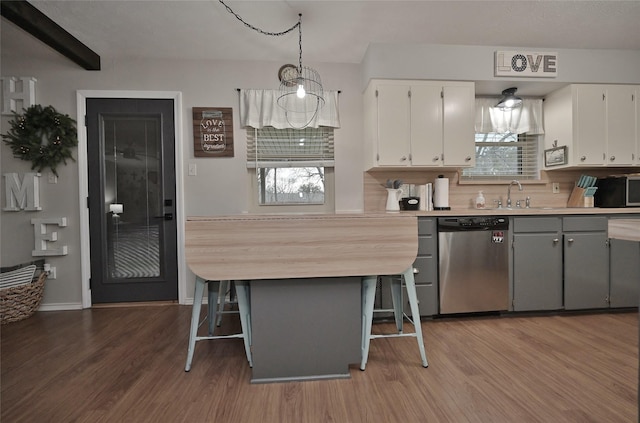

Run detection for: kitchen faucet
[[507, 180, 523, 208]]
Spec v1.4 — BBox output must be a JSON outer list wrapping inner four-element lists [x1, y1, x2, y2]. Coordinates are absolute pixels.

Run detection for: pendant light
[[496, 87, 523, 110], [276, 14, 325, 128], [219, 1, 324, 128]]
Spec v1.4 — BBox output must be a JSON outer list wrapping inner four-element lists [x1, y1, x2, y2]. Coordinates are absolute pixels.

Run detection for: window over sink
[[461, 98, 544, 181], [462, 132, 540, 180]]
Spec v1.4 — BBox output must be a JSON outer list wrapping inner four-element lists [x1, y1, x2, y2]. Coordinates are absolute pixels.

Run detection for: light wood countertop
[[186, 214, 418, 281], [396, 207, 640, 217], [608, 219, 640, 242]]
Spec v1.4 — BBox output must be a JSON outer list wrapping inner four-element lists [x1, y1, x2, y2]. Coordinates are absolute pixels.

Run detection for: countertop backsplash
[[364, 168, 639, 213]]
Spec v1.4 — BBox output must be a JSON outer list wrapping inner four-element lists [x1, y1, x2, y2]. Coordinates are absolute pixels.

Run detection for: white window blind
[[462, 132, 540, 180], [246, 126, 334, 168]]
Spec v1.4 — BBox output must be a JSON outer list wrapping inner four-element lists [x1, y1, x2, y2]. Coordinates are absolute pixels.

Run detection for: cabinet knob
[[567, 238, 574, 243], [553, 238, 560, 243], [465, 156, 472, 162], [433, 156, 440, 162], [400, 156, 407, 161], [609, 156, 615, 161], [580, 156, 586, 162]]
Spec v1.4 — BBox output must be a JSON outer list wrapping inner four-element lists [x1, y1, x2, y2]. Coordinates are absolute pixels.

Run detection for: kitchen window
[[247, 126, 335, 211], [462, 132, 539, 180], [239, 89, 340, 212], [462, 98, 544, 181]]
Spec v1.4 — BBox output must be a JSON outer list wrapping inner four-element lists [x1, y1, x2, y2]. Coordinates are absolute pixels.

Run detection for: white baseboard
[[38, 302, 84, 311]]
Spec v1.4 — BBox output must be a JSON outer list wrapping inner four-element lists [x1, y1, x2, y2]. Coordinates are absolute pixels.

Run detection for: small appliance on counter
[[595, 175, 640, 207], [400, 184, 420, 210]]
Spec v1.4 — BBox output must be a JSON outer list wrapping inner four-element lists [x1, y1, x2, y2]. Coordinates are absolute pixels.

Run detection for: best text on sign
[[495, 51, 558, 77]]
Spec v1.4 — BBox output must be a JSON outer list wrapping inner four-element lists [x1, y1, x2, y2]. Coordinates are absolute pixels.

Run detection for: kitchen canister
[[433, 175, 451, 210]]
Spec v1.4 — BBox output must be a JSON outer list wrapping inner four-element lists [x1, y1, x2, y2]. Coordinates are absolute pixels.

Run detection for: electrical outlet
[[47, 172, 58, 184], [188, 163, 197, 176], [552, 182, 560, 193]]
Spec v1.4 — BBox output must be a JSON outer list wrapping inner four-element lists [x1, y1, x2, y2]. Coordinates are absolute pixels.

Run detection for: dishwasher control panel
[[438, 217, 508, 231]]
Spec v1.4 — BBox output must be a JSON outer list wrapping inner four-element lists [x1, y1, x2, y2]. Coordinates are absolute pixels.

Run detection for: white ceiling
[[3, 0, 640, 95]]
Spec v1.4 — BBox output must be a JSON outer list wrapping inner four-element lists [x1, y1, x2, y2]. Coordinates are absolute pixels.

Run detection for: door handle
[[155, 213, 173, 221]]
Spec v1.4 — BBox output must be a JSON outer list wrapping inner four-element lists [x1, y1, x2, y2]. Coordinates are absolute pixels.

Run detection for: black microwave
[[594, 176, 640, 207]]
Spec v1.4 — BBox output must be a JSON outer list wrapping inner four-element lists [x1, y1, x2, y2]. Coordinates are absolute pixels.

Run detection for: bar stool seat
[[360, 267, 428, 370], [185, 277, 252, 372]]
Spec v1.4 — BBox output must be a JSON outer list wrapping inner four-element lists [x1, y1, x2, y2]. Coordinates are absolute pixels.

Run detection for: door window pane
[[103, 116, 162, 279]]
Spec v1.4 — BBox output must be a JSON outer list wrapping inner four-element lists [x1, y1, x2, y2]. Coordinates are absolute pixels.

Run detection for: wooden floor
[[1, 306, 637, 422]]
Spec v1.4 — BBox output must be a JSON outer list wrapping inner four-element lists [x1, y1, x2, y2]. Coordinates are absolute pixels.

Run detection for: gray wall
[[2, 35, 640, 308]]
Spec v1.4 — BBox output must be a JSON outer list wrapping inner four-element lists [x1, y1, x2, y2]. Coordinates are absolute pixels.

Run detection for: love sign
[[495, 51, 558, 77]]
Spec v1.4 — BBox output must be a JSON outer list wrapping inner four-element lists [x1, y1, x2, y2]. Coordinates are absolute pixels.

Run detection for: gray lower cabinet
[[512, 217, 563, 311], [376, 217, 438, 317], [609, 216, 640, 308], [402, 217, 439, 316], [563, 216, 609, 310]]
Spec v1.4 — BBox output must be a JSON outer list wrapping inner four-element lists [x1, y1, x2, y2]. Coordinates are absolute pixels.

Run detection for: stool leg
[[235, 280, 253, 367], [390, 276, 403, 333], [207, 280, 220, 336], [360, 275, 377, 371], [185, 276, 206, 372], [403, 267, 428, 368], [215, 280, 229, 327]]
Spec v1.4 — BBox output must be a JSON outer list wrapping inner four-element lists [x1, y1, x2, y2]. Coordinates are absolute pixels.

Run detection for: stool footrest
[[370, 333, 415, 339], [195, 334, 244, 341]]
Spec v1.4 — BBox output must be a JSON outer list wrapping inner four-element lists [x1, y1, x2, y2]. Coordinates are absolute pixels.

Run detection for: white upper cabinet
[[606, 85, 636, 165], [363, 80, 475, 170], [544, 84, 638, 168]]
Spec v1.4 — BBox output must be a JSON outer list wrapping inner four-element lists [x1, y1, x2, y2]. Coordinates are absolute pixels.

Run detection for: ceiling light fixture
[[276, 14, 324, 128], [496, 87, 523, 110], [219, 1, 324, 128]]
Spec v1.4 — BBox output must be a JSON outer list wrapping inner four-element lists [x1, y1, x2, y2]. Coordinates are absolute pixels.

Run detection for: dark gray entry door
[[86, 98, 178, 303]]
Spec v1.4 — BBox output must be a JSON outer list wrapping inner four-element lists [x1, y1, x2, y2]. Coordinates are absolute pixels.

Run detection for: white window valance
[[239, 89, 340, 129], [475, 98, 544, 135]]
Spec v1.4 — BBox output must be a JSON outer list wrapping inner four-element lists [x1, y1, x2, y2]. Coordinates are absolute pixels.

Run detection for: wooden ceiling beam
[[1, 0, 100, 70]]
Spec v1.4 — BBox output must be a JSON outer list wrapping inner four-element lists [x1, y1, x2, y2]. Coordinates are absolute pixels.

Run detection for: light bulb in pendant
[[296, 84, 306, 99]]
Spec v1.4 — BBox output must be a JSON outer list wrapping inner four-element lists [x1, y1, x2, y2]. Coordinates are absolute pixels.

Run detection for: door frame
[[77, 90, 186, 308]]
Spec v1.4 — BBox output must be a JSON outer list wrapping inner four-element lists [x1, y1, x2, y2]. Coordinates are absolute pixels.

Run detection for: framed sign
[[192, 107, 234, 157], [544, 146, 568, 167]]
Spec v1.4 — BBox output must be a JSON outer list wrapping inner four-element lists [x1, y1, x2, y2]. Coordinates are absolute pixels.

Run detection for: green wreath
[[2, 104, 78, 177]]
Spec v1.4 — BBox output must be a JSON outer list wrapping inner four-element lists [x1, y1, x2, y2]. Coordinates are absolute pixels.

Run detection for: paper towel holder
[[433, 175, 451, 210]]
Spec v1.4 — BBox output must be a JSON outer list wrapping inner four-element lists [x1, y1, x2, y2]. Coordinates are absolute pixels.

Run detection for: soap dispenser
[[476, 191, 485, 209]]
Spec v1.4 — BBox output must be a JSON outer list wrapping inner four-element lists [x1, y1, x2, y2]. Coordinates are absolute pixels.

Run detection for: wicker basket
[[0, 272, 47, 325]]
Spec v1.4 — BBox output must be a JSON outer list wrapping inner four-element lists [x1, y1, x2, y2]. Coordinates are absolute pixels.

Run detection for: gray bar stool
[[185, 277, 252, 372], [360, 267, 428, 370]]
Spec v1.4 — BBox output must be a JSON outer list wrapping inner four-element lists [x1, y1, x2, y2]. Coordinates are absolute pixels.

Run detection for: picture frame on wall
[[192, 107, 234, 157], [544, 146, 567, 167]]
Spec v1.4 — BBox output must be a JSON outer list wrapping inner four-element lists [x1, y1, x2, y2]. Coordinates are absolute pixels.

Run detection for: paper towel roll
[[434, 177, 450, 209]]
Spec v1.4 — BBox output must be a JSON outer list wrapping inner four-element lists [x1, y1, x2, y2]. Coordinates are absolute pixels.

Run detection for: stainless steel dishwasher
[[438, 217, 509, 314]]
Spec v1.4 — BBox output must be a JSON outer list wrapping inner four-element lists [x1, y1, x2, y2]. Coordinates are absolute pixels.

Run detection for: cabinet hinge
[[440, 90, 444, 99], [408, 90, 411, 98], [376, 153, 379, 161], [375, 90, 378, 98], [602, 93, 605, 101]]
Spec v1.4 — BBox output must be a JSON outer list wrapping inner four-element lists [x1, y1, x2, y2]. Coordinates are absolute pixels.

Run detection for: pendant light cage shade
[[277, 66, 325, 127], [496, 87, 523, 110]]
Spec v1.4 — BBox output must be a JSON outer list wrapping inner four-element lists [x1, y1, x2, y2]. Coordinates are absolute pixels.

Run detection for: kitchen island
[[185, 214, 424, 382], [607, 219, 640, 416]]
